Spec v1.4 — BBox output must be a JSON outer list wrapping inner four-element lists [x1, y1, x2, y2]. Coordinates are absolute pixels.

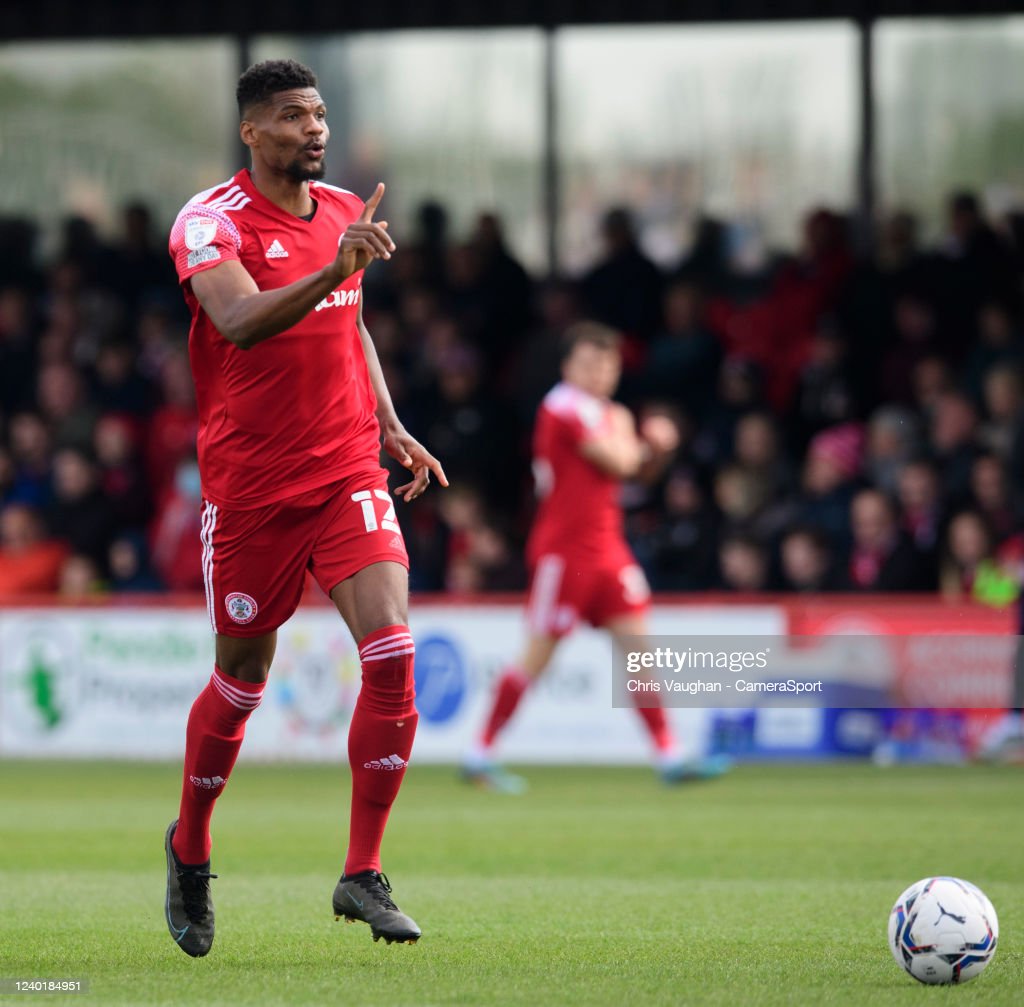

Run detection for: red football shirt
[[526, 382, 632, 567], [169, 169, 380, 509]]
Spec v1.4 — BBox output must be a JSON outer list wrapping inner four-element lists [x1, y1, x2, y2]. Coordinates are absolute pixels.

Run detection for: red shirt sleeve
[[168, 204, 243, 285]]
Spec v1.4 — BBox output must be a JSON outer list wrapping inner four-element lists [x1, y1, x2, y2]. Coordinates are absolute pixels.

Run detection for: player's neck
[[565, 379, 606, 402], [247, 165, 316, 218]]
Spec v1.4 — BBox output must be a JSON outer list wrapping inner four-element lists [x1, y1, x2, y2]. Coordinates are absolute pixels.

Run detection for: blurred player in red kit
[[463, 323, 730, 791], [164, 59, 446, 956]]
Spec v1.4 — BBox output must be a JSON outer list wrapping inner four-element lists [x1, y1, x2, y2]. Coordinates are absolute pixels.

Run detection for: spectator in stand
[[136, 302, 187, 381], [6, 412, 52, 509], [94, 414, 151, 532], [876, 210, 927, 284], [408, 199, 451, 295], [789, 317, 857, 448], [145, 349, 199, 506], [965, 300, 1023, 401], [0, 448, 14, 508], [718, 533, 769, 592], [713, 464, 769, 542], [970, 454, 1017, 543], [420, 341, 515, 508], [446, 553, 485, 593], [880, 294, 938, 406], [0, 216, 43, 291], [456, 212, 532, 367], [90, 339, 155, 416], [696, 356, 764, 466], [36, 361, 97, 451], [640, 467, 717, 591], [846, 488, 932, 591], [796, 422, 863, 552], [709, 207, 852, 413], [460, 521, 525, 593], [929, 391, 979, 499], [582, 207, 663, 343], [56, 215, 118, 292], [642, 280, 720, 418], [733, 411, 795, 505], [0, 286, 38, 414], [942, 191, 1018, 324], [108, 533, 164, 592], [778, 526, 838, 593], [940, 510, 1018, 607], [35, 292, 79, 371], [511, 280, 582, 426], [108, 201, 179, 311], [149, 457, 204, 591], [59, 553, 103, 597], [675, 215, 729, 292], [864, 406, 921, 496], [46, 446, 116, 572], [909, 355, 955, 415], [0, 503, 67, 594], [843, 210, 934, 382], [896, 459, 944, 564], [979, 363, 1023, 460]]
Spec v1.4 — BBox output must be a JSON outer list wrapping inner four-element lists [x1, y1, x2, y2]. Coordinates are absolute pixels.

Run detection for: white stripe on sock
[[361, 645, 416, 662], [359, 631, 413, 658]]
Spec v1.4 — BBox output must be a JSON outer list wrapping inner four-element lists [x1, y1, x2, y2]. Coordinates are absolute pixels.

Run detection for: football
[[888, 877, 999, 984]]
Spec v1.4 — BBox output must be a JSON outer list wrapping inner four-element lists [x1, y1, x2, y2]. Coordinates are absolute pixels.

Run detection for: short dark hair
[[562, 321, 621, 359], [236, 59, 318, 117]]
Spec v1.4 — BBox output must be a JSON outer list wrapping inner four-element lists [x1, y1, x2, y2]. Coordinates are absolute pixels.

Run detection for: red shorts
[[200, 468, 409, 637], [525, 552, 650, 638]]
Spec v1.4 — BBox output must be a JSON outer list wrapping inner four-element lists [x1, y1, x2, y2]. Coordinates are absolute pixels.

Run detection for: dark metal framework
[[2, 0, 1016, 268], [1, 1, 1018, 38]]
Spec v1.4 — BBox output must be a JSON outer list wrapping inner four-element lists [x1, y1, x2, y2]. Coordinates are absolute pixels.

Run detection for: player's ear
[[239, 118, 258, 150]]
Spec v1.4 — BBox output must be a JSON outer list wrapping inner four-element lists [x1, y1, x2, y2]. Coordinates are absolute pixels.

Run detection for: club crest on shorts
[[225, 592, 258, 624]]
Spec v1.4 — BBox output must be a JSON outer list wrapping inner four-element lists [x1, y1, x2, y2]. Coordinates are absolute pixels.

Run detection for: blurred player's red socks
[[344, 625, 418, 876], [480, 667, 531, 748], [173, 666, 265, 865], [635, 703, 677, 754]]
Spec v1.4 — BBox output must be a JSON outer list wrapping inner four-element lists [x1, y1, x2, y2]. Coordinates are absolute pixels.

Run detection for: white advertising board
[[0, 603, 783, 763]]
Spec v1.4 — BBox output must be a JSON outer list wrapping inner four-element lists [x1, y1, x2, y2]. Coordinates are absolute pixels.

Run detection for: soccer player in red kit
[[163, 60, 446, 956], [463, 323, 729, 791]]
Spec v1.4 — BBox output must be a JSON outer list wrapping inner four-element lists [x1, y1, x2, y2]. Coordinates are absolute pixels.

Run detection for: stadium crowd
[[2, 192, 1024, 602]]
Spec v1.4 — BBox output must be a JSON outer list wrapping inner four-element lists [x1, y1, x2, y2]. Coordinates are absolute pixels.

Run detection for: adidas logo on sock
[[363, 754, 408, 771], [189, 775, 226, 789], [265, 239, 289, 258]]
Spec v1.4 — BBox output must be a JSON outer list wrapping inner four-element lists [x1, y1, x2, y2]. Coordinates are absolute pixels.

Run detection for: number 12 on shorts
[[351, 489, 400, 534]]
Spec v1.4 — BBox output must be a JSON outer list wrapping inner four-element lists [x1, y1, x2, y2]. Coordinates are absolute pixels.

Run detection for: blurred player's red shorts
[[200, 467, 409, 637], [525, 551, 650, 637]]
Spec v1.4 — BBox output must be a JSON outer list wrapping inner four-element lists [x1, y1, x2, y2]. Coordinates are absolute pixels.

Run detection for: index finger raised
[[359, 182, 385, 223]]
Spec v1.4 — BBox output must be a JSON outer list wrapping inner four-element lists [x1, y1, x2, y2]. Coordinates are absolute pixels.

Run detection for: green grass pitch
[[0, 760, 1021, 1006]]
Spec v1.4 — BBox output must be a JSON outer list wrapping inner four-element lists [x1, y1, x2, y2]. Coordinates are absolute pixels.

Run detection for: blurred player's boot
[[164, 819, 217, 958], [978, 712, 1024, 762], [333, 870, 421, 944], [658, 752, 732, 785], [460, 750, 528, 794]]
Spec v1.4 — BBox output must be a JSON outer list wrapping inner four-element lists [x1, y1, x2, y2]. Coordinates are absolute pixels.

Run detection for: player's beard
[[285, 156, 326, 182]]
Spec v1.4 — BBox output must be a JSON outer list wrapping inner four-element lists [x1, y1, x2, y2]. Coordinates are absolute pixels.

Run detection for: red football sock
[[172, 666, 264, 865], [634, 702, 677, 754], [344, 625, 418, 876], [480, 667, 531, 748]]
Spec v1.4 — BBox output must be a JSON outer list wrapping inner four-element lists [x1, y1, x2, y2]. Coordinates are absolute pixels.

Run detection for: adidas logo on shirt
[[363, 754, 408, 771], [265, 239, 289, 258]]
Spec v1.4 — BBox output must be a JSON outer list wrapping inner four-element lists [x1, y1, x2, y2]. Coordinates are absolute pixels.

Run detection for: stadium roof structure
[[2, 0, 1013, 267], [0, 0, 1019, 38]]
